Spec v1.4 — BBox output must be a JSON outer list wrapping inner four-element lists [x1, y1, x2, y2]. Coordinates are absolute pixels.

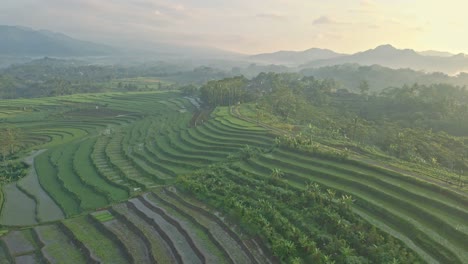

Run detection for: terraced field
[[0, 189, 272, 264], [0, 91, 466, 263]]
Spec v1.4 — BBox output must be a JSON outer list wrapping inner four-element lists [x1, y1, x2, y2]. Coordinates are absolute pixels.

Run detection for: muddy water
[[0, 150, 64, 226], [0, 183, 37, 226], [18, 150, 64, 222]]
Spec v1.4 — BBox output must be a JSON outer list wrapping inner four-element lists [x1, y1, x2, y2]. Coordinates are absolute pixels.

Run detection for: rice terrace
[[0, 87, 465, 264], [2, 1, 468, 262]]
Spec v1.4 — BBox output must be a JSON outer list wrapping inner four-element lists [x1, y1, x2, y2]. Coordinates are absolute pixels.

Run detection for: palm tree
[[270, 168, 284, 180], [306, 182, 322, 204], [339, 194, 354, 209], [308, 123, 315, 145], [323, 254, 335, 264], [326, 189, 336, 202], [274, 137, 281, 146], [340, 245, 355, 261]]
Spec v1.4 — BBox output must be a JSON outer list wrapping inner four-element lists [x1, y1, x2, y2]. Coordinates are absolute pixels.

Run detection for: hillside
[[418, 50, 455, 57], [0, 91, 465, 263], [249, 48, 344, 65], [301, 63, 468, 92], [301, 44, 468, 74], [0, 25, 113, 56]]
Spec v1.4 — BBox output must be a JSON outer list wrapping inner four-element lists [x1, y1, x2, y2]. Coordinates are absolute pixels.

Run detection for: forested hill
[[199, 73, 468, 174], [2, 57, 468, 99], [301, 64, 468, 92]]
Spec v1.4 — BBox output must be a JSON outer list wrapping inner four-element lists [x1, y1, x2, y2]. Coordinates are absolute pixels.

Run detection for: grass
[[107, 77, 172, 91], [155, 189, 255, 264], [63, 216, 129, 264], [92, 211, 115, 222], [112, 203, 176, 264], [34, 224, 87, 263], [91, 135, 136, 191], [52, 142, 109, 210], [147, 192, 231, 264], [227, 103, 468, 261], [238, 153, 466, 262], [35, 151, 81, 216], [92, 210, 152, 263], [1, 91, 466, 263], [105, 133, 155, 188], [73, 137, 128, 202]]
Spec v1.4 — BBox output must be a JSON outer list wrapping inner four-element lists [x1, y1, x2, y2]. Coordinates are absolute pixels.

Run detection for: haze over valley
[[0, 1, 467, 263]]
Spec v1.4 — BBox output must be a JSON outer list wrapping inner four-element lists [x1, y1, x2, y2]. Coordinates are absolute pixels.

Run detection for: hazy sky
[[1, 0, 467, 54]]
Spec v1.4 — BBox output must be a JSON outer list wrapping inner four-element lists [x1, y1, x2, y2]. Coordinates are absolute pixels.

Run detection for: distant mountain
[[249, 48, 345, 65], [300, 44, 468, 74], [116, 41, 244, 62], [0, 25, 114, 57], [418, 50, 455, 57]]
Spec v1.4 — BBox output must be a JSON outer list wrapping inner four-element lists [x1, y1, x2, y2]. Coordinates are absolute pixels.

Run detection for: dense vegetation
[[0, 126, 28, 184], [0, 71, 466, 263], [200, 73, 468, 186], [0, 58, 230, 99], [178, 162, 421, 263], [300, 63, 468, 92], [3, 57, 468, 100]]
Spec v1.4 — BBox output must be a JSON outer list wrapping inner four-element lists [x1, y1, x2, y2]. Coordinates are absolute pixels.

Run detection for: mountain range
[[1, 25, 468, 74], [249, 48, 344, 66], [298, 45, 468, 74], [0, 25, 114, 57], [0, 25, 241, 61], [249, 45, 468, 74]]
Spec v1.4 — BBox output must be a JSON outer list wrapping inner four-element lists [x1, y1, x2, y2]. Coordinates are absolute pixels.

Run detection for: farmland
[[0, 90, 466, 263]]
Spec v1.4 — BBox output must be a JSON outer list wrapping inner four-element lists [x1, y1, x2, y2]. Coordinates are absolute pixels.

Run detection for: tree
[[270, 168, 284, 180], [326, 189, 336, 202], [359, 80, 370, 96], [180, 84, 198, 96], [200, 76, 247, 107], [0, 126, 22, 158], [0, 75, 18, 99], [270, 86, 305, 121], [339, 194, 354, 210], [0, 126, 23, 175]]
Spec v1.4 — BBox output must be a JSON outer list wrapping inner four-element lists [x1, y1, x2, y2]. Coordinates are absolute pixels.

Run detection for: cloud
[[313, 16, 339, 25], [172, 4, 185, 11], [360, 0, 376, 8], [256, 13, 287, 21], [410, 26, 424, 32], [349, 0, 378, 14]]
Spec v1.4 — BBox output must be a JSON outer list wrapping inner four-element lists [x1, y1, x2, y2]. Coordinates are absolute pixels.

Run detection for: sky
[[1, 0, 467, 54]]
